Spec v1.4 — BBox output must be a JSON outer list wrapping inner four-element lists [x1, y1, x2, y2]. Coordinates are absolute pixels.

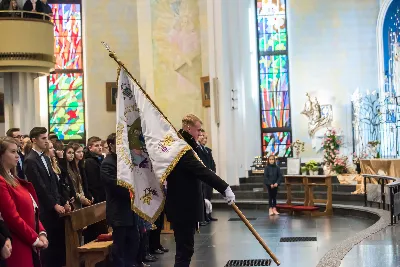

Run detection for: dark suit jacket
[[100, 153, 135, 227], [84, 151, 105, 203], [165, 130, 229, 223], [17, 151, 24, 180], [24, 150, 64, 225], [22, 1, 43, 18], [197, 145, 216, 200]]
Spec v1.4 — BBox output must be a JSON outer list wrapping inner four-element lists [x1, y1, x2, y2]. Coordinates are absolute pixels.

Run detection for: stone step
[[230, 183, 356, 193], [240, 175, 339, 184], [211, 199, 364, 210], [213, 190, 364, 202]]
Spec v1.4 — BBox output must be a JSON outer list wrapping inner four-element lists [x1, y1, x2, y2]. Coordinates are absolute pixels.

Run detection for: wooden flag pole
[[231, 203, 281, 266]]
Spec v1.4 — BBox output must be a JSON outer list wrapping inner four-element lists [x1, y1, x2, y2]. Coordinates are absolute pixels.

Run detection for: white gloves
[[224, 186, 235, 205]]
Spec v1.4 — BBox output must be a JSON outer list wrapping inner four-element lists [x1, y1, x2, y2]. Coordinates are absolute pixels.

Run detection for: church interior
[[0, 0, 400, 266]]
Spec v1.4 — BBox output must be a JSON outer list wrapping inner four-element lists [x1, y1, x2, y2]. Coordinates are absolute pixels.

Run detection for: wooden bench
[[62, 202, 112, 267]]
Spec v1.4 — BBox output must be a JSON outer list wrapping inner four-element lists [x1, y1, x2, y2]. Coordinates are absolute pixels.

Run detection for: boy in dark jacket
[[263, 155, 283, 216]]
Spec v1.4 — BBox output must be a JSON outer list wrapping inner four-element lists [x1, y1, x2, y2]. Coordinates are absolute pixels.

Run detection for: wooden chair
[[62, 202, 113, 267]]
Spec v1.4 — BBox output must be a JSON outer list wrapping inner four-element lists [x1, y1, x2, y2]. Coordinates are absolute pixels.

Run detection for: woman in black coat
[[0, 219, 12, 267], [263, 155, 283, 216]]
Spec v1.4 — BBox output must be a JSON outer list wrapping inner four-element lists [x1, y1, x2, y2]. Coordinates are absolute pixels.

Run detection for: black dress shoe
[[152, 249, 164, 255], [199, 221, 208, 226], [208, 214, 218, 221], [159, 246, 169, 253], [144, 255, 157, 262], [139, 262, 150, 267]]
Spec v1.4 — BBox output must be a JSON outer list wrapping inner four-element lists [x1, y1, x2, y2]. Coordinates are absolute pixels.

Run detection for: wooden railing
[[0, 10, 52, 21]]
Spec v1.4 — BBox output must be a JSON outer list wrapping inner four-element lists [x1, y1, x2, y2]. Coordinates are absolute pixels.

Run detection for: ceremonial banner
[[116, 69, 191, 223]]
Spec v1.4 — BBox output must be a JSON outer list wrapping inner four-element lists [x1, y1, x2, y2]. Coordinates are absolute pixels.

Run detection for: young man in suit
[[100, 133, 141, 267], [165, 114, 235, 267], [197, 130, 218, 222], [24, 127, 70, 267], [6, 128, 24, 180]]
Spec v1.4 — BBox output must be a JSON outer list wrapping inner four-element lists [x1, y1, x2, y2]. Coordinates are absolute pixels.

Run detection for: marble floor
[[149, 209, 376, 267], [340, 225, 400, 267]]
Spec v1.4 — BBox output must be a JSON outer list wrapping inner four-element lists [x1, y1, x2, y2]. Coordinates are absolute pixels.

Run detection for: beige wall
[[82, 0, 140, 140], [83, 0, 210, 141]]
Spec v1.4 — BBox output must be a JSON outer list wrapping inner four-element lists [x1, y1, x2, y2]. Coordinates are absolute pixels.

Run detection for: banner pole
[[231, 203, 280, 266]]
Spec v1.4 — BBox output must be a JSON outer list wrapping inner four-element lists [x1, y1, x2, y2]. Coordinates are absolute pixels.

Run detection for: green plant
[[301, 166, 307, 173], [305, 160, 318, 170], [311, 166, 319, 172]]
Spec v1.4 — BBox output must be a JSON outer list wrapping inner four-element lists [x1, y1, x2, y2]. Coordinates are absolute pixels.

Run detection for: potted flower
[[305, 160, 318, 175], [291, 140, 305, 158], [332, 155, 348, 174], [301, 166, 308, 175], [321, 128, 342, 165], [311, 166, 319, 176]]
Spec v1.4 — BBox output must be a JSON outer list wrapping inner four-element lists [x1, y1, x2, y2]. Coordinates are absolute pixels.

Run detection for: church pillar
[[3, 73, 45, 134], [207, 0, 260, 185]]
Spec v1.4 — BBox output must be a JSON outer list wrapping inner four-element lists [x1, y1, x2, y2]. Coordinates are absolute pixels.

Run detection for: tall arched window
[[382, 0, 400, 94], [256, 0, 291, 157], [48, 0, 85, 141]]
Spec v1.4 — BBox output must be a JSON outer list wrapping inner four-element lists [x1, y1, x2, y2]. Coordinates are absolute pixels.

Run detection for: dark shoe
[[139, 263, 150, 267], [144, 255, 157, 262], [151, 249, 164, 255], [208, 213, 218, 221], [199, 221, 208, 226], [159, 246, 169, 253]]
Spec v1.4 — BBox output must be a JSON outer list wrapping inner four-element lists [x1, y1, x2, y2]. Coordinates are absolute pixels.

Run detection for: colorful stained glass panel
[[51, 4, 82, 70], [263, 145, 291, 157], [260, 91, 290, 110], [257, 0, 286, 16], [258, 32, 287, 52], [259, 55, 287, 74], [50, 123, 85, 140], [49, 73, 83, 89], [262, 131, 291, 157], [260, 73, 289, 92], [49, 106, 84, 124], [261, 110, 290, 128]]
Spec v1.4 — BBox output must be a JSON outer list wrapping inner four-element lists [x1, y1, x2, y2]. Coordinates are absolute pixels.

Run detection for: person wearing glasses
[[6, 128, 25, 180]]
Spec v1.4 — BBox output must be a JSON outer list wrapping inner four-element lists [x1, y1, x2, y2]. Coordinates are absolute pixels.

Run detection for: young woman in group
[[263, 155, 283, 216], [0, 137, 48, 267]]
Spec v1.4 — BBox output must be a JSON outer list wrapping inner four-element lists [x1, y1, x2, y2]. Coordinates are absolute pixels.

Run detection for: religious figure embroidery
[[121, 82, 133, 100], [140, 187, 159, 205], [158, 135, 175, 153], [128, 117, 153, 171]]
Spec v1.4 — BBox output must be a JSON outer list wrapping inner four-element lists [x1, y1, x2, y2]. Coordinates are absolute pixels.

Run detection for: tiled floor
[[340, 225, 400, 267], [149, 209, 375, 267]]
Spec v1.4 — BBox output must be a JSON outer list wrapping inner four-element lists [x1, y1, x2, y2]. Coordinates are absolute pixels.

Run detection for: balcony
[[0, 11, 54, 74]]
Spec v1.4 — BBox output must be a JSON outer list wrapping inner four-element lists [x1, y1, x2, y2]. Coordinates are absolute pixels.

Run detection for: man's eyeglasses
[[13, 135, 22, 139]]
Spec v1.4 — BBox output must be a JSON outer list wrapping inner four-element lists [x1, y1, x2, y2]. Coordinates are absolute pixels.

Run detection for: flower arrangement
[[332, 155, 348, 174], [322, 128, 342, 165], [291, 139, 305, 158]]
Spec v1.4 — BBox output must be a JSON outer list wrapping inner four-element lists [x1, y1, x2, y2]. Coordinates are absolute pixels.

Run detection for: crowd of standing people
[[0, 113, 235, 267]]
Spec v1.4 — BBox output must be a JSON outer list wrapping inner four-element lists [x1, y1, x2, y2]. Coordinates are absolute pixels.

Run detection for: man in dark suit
[[165, 114, 235, 267], [100, 133, 140, 267], [197, 130, 218, 222], [24, 127, 69, 267], [6, 128, 24, 180]]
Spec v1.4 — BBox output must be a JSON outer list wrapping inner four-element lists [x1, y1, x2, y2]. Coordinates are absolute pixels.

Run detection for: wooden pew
[[62, 202, 112, 267]]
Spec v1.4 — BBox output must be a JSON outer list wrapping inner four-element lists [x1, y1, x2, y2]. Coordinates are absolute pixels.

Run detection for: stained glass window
[[257, 0, 291, 156], [262, 132, 291, 157], [48, 0, 85, 141]]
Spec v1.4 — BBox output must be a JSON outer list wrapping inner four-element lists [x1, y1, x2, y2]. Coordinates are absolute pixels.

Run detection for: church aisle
[[151, 209, 375, 267]]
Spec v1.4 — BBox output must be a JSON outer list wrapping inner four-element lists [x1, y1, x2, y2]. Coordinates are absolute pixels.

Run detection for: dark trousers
[[149, 212, 164, 251], [41, 217, 65, 267], [266, 185, 278, 208], [112, 225, 140, 267], [173, 222, 196, 267]]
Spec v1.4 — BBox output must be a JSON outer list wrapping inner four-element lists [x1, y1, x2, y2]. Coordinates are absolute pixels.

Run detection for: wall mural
[[151, 0, 203, 126]]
